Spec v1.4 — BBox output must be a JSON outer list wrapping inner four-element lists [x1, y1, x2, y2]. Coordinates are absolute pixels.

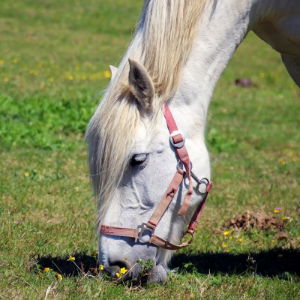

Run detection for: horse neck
[[169, 0, 261, 135]]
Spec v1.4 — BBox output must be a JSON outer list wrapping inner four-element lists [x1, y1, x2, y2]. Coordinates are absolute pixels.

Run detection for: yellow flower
[[120, 267, 127, 274], [237, 238, 243, 243], [99, 264, 104, 271], [0, 60, 4, 65], [43, 267, 51, 272], [67, 256, 75, 261], [223, 231, 230, 236], [28, 69, 39, 75], [115, 272, 121, 278], [103, 70, 111, 79], [24, 172, 30, 177], [221, 243, 228, 249], [89, 72, 101, 80], [55, 273, 63, 280], [273, 209, 281, 213], [66, 74, 74, 81]]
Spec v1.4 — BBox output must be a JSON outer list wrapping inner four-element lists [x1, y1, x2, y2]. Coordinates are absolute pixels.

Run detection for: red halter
[[100, 103, 212, 250]]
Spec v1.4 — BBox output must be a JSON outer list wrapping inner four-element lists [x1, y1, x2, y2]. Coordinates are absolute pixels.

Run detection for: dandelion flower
[[221, 243, 228, 249], [24, 172, 30, 177], [89, 73, 101, 80], [259, 72, 265, 78], [120, 267, 127, 274], [115, 272, 121, 278], [55, 273, 63, 280], [223, 231, 230, 236], [43, 267, 51, 272], [67, 256, 75, 261], [273, 207, 282, 213], [99, 264, 104, 271], [0, 60, 4, 65], [104, 70, 111, 79], [66, 74, 74, 81], [278, 159, 286, 165]]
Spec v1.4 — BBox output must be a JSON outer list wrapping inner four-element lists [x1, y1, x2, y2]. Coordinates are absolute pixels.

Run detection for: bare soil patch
[[223, 211, 284, 231]]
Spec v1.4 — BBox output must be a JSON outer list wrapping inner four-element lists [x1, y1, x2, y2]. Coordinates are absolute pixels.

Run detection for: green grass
[[0, 0, 299, 299]]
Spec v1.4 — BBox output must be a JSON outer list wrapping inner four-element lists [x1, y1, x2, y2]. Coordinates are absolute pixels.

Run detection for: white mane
[[86, 0, 208, 225]]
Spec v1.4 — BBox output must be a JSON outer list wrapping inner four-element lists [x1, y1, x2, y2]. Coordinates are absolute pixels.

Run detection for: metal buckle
[[169, 130, 185, 148], [136, 223, 154, 243]]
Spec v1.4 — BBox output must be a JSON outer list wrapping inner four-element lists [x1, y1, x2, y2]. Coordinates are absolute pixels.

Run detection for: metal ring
[[137, 223, 154, 243], [169, 130, 185, 148], [197, 182, 208, 194], [177, 161, 184, 172], [177, 161, 193, 174], [191, 175, 210, 194]]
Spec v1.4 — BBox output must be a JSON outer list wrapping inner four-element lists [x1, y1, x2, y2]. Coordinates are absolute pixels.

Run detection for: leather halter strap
[[100, 103, 212, 250], [162, 104, 193, 216]]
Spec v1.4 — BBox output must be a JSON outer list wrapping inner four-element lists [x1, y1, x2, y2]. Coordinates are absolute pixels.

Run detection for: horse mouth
[[102, 263, 168, 284], [128, 263, 168, 284], [146, 264, 168, 283]]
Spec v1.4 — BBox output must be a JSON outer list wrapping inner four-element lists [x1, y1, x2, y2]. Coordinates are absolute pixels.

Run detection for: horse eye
[[130, 153, 148, 167]]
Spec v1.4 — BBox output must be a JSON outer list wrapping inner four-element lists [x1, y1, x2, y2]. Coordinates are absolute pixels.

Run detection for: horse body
[[253, 1, 300, 84], [86, 0, 300, 282]]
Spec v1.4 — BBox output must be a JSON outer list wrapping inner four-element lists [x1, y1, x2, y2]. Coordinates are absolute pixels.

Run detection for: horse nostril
[[105, 265, 120, 277], [106, 260, 131, 277], [111, 260, 131, 270]]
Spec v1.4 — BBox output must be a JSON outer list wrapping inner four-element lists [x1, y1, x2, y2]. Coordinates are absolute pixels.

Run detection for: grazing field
[[0, 0, 299, 299]]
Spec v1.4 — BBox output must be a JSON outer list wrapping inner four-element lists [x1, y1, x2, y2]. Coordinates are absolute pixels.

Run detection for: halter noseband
[[100, 103, 212, 250]]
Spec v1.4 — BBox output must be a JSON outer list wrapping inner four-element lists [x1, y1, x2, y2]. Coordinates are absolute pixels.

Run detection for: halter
[[100, 103, 212, 250]]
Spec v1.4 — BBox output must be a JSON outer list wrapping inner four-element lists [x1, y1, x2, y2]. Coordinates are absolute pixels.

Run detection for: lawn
[[0, 1, 299, 299]]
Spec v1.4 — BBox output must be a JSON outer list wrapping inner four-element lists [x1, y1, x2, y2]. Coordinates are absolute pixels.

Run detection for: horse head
[[86, 57, 211, 283]]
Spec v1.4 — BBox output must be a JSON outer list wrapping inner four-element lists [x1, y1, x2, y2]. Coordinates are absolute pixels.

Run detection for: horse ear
[[128, 58, 154, 112], [109, 65, 118, 79]]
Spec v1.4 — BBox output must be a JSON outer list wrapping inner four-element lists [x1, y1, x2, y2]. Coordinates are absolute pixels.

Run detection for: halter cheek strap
[[163, 103, 193, 216], [100, 103, 212, 250]]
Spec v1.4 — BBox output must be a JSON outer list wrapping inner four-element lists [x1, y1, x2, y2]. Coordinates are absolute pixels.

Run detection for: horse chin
[[146, 264, 168, 283]]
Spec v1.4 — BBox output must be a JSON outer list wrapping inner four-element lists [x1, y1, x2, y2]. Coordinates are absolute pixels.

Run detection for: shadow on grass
[[171, 248, 300, 278], [35, 253, 99, 277], [35, 248, 300, 279]]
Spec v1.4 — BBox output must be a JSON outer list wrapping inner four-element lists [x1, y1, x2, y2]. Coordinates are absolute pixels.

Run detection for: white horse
[[86, 0, 300, 283]]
